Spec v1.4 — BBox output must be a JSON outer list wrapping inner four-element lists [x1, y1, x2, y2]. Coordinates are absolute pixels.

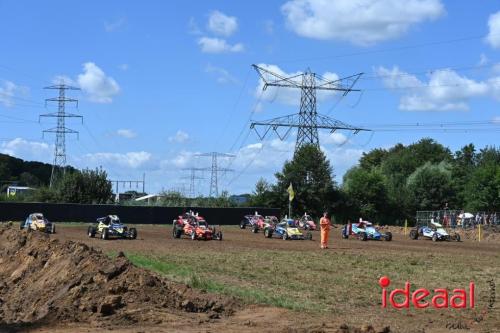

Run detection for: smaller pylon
[[195, 152, 235, 197]]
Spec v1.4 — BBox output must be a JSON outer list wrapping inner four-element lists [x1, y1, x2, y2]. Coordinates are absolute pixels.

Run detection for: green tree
[[273, 144, 336, 217], [342, 167, 390, 222], [406, 162, 454, 211], [248, 178, 274, 207]]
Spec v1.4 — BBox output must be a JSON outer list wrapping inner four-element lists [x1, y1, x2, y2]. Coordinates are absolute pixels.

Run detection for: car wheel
[[217, 231, 223, 241], [360, 232, 367, 241], [102, 228, 109, 240], [239, 221, 246, 229], [129, 228, 137, 239], [264, 229, 271, 238], [282, 232, 288, 240], [409, 229, 418, 240], [455, 234, 461, 242], [342, 226, 349, 239], [385, 232, 392, 241], [50, 224, 56, 234], [191, 232, 196, 240], [87, 226, 95, 238], [432, 234, 438, 242], [252, 226, 258, 233]]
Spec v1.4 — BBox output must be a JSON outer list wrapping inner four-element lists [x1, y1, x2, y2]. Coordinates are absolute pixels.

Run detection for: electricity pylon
[[40, 83, 82, 187], [182, 167, 205, 198], [250, 65, 370, 154], [195, 152, 234, 197]]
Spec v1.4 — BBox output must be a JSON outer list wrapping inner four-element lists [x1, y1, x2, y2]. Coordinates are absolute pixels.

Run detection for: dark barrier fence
[[0, 202, 281, 225]]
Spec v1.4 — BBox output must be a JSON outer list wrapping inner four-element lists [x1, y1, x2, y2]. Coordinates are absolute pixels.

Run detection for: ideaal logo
[[379, 276, 475, 309]]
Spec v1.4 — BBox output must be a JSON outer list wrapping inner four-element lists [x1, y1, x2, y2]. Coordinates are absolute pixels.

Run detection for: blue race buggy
[[409, 221, 460, 242], [342, 220, 392, 241]]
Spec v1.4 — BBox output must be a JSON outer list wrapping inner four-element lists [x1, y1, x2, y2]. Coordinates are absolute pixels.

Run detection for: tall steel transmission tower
[[182, 167, 205, 198], [250, 65, 370, 154], [40, 83, 81, 187], [195, 152, 234, 197]]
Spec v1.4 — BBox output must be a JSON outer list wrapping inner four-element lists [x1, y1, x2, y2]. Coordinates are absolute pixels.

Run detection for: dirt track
[[52, 224, 500, 258], [1, 224, 499, 333]]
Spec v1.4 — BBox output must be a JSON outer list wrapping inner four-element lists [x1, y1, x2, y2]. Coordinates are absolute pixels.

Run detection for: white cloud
[[116, 129, 137, 139], [77, 62, 120, 103], [376, 66, 489, 111], [281, 0, 445, 46], [486, 11, 500, 49], [165, 151, 196, 168], [104, 17, 126, 32], [84, 151, 152, 169], [254, 64, 340, 106], [207, 10, 238, 36], [168, 130, 190, 143], [198, 37, 244, 53], [320, 132, 349, 145], [1, 138, 52, 162], [0, 81, 27, 107], [492, 116, 500, 124], [205, 64, 238, 84]]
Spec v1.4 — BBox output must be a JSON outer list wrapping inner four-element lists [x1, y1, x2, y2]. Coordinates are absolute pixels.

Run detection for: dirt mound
[[0, 224, 237, 329]]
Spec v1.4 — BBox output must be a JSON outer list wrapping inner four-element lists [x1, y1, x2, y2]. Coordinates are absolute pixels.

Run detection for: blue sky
[[1, 0, 499, 195]]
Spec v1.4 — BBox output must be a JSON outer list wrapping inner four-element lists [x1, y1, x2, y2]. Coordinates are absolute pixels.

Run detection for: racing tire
[[252, 226, 258, 233], [19, 222, 24, 230], [191, 232, 197, 240], [217, 231, 223, 241], [173, 228, 182, 239], [101, 228, 109, 240], [88, 226, 96, 238], [50, 224, 56, 234], [341, 226, 349, 239], [384, 232, 392, 241], [359, 232, 367, 241], [409, 229, 418, 240], [239, 221, 246, 229], [129, 228, 137, 240], [264, 228, 272, 238], [432, 234, 438, 242], [282, 232, 288, 241], [454, 234, 461, 242]]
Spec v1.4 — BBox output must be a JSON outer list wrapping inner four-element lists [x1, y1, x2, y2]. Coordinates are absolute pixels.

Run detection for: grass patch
[[117, 245, 498, 314]]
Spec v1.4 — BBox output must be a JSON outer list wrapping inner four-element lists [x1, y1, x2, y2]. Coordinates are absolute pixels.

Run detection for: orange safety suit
[[320, 217, 331, 249]]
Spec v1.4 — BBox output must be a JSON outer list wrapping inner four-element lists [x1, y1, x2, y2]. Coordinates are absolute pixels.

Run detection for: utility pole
[[109, 173, 146, 202], [250, 65, 370, 154], [40, 83, 81, 187], [195, 152, 234, 197], [182, 167, 205, 198]]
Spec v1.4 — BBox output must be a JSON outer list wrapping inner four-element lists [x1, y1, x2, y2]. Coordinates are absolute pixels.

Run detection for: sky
[[0, 0, 499, 196]]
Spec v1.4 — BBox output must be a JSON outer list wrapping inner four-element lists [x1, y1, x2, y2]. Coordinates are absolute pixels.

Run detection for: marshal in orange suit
[[319, 212, 331, 249]]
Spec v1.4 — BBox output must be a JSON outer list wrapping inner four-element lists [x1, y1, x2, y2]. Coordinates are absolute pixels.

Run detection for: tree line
[[248, 139, 499, 224]]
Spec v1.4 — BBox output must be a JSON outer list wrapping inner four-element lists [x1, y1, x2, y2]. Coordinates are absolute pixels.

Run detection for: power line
[[276, 33, 500, 64]]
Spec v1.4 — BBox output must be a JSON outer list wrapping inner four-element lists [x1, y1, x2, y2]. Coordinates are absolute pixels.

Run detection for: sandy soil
[[0, 223, 498, 333]]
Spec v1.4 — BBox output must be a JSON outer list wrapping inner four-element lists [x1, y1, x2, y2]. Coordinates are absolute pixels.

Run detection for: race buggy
[[172, 211, 222, 241], [20, 213, 56, 234], [341, 220, 392, 241], [409, 221, 460, 242], [87, 215, 137, 240], [239, 212, 266, 233], [264, 218, 312, 240], [297, 213, 317, 230]]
